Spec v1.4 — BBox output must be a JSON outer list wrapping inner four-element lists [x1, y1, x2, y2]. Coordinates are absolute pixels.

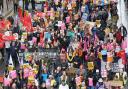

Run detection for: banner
[[39, 48, 59, 59], [24, 48, 59, 59]]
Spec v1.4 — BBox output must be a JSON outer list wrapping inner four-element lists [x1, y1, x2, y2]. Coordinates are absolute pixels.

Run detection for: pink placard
[[24, 68, 30, 78], [75, 76, 81, 86], [47, 11, 51, 16], [54, 0, 57, 2], [21, 43, 26, 49], [32, 37, 37, 43], [9, 70, 17, 79], [66, 16, 70, 23], [4, 78, 11, 86], [101, 69, 107, 78], [88, 78, 93, 86], [29, 71, 35, 77], [61, 23, 66, 30]]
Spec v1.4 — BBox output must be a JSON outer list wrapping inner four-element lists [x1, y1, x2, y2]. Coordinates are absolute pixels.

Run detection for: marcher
[[31, 0, 35, 10], [0, 0, 3, 14], [0, 0, 127, 89], [13, 0, 19, 13]]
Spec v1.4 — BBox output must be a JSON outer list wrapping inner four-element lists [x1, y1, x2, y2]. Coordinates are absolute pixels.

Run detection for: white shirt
[[59, 84, 69, 89], [5, 41, 10, 48], [109, 33, 113, 40]]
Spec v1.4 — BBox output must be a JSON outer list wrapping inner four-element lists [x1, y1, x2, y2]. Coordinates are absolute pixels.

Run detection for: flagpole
[[22, 0, 25, 17]]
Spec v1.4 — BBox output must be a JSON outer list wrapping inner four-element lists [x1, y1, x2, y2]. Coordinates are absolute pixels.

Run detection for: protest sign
[[39, 48, 59, 59], [75, 76, 82, 86], [88, 78, 93, 86], [24, 68, 30, 78], [110, 63, 120, 72], [87, 62, 94, 70], [101, 69, 107, 78], [9, 70, 17, 79]]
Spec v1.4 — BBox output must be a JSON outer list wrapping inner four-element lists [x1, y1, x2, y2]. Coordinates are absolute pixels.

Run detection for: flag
[[0, 20, 6, 31], [0, 33, 4, 48], [18, 7, 23, 19], [22, 11, 32, 32]]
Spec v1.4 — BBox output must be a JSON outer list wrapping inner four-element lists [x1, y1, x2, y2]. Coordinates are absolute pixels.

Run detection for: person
[[40, 82, 47, 89], [0, 0, 3, 14], [13, 0, 19, 13], [96, 78, 106, 89], [59, 80, 69, 89], [118, 24, 127, 40], [31, 0, 35, 10], [10, 41, 19, 68], [25, 0, 29, 10]]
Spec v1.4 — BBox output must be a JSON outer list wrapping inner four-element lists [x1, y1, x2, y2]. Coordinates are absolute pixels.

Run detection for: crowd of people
[[0, 0, 128, 89]]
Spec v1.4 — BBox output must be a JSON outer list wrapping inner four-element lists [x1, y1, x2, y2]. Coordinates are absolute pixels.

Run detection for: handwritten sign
[[110, 63, 120, 72], [9, 70, 17, 79], [87, 62, 94, 70]]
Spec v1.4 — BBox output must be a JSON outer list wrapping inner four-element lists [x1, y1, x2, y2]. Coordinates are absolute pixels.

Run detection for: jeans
[[25, 2, 29, 10], [87, 86, 95, 89], [14, 3, 18, 13]]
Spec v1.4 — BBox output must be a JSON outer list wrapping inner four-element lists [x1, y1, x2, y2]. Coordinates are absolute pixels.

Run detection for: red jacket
[[117, 50, 127, 64]]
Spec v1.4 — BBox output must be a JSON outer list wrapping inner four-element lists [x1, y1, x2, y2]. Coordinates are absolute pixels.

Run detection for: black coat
[[119, 26, 127, 37]]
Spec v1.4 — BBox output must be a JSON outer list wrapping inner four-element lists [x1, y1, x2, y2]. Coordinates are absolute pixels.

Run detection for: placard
[[110, 63, 120, 72], [87, 62, 94, 70], [24, 68, 30, 78], [9, 70, 17, 79], [38, 48, 59, 59], [66, 16, 70, 23], [101, 69, 107, 78], [75, 76, 82, 86], [4, 78, 11, 86], [101, 50, 107, 55], [88, 78, 93, 86]]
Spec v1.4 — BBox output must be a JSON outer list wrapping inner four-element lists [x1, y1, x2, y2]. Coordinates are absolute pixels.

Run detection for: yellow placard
[[23, 63, 30, 69], [87, 62, 94, 70], [8, 65, 14, 71]]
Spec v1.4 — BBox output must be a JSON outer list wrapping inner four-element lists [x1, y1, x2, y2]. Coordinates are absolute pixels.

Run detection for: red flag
[[22, 11, 32, 32], [0, 20, 6, 30], [2, 35, 16, 41], [18, 7, 23, 19]]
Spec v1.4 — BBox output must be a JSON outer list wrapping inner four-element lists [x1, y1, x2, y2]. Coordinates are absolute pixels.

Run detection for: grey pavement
[[1, 0, 13, 17]]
